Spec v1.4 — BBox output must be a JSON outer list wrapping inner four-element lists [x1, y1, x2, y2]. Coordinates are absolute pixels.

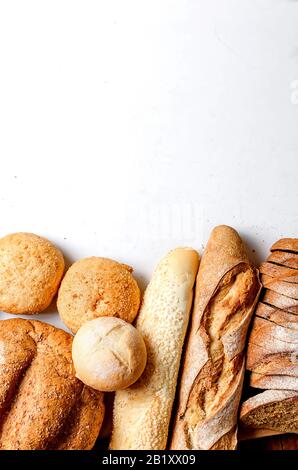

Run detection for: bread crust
[[261, 274, 298, 300], [0, 318, 104, 450], [170, 225, 261, 450], [262, 289, 298, 314], [271, 239, 298, 253], [110, 248, 199, 450], [260, 262, 298, 283], [255, 302, 298, 330], [0, 233, 64, 314], [250, 372, 298, 391], [267, 251, 298, 269], [57, 257, 140, 333]]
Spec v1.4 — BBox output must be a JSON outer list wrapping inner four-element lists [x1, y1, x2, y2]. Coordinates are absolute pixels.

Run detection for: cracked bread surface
[[0, 318, 104, 450], [57, 257, 140, 333], [0, 232, 64, 314], [170, 225, 261, 450]]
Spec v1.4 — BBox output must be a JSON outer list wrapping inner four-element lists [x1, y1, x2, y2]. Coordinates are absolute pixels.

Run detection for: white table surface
[[0, 1, 297, 331]]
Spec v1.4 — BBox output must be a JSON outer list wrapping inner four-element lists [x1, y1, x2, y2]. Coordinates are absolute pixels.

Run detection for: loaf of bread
[[110, 247, 199, 450], [0, 319, 104, 450], [170, 225, 261, 450], [240, 238, 298, 439]]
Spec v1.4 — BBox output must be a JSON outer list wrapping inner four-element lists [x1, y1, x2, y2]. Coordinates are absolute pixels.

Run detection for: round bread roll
[[57, 257, 140, 333], [72, 317, 147, 392], [0, 232, 64, 314]]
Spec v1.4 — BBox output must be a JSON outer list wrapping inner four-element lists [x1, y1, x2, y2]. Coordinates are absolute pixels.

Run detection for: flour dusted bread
[[0, 233, 64, 314], [241, 238, 298, 439], [0, 319, 104, 450], [110, 247, 199, 450], [72, 317, 147, 391], [170, 225, 261, 450], [58, 257, 140, 333]]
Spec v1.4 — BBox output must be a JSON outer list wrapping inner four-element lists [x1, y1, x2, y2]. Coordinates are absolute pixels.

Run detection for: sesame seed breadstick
[[110, 247, 199, 450]]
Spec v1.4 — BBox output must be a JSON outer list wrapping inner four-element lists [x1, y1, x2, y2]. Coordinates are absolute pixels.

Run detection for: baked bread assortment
[[72, 317, 147, 392], [0, 229, 297, 450], [0, 319, 104, 450], [0, 233, 64, 314], [239, 238, 298, 439], [110, 248, 199, 450], [57, 257, 140, 333], [170, 226, 261, 450]]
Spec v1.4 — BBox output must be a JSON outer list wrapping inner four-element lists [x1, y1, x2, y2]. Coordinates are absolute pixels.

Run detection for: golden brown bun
[[57, 257, 140, 333], [72, 317, 147, 392], [0, 232, 64, 314], [0, 318, 104, 450]]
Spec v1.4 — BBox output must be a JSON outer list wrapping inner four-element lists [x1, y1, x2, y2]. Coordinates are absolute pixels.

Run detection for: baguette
[[240, 390, 298, 434], [170, 225, 261, 450], [110, 248, 199, 450]]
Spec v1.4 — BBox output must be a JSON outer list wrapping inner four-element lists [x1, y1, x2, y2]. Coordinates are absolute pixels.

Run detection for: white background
[[0, 1, 297, 330]]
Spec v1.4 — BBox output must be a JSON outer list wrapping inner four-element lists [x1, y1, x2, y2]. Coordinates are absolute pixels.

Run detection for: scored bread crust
[[240, 390, 298, 434], [250, 372, 298, 391], [267, 251, 298, 269], [0, 318, 104, 450], [255, 303, 298, 330], [262, 289, 298, 314], [271, 238, 298, 253], [170, 225, 261, 450], [110, 248, 199, 450], [261, 274, 298, 300]]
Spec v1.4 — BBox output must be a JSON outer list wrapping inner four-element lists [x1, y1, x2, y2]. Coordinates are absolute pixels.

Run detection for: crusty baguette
[[262, 289, 298, 314], [255, 303, 298, 330], [170, 225, 261, 450], [240, 390, 298, 434], [250, 372, 298, 391], [271, 238, 298, 253], [110, 248, 199, 450], [261, 274, 298, 300], [267, 251, 298, 269], [259, 262, 298, 284]]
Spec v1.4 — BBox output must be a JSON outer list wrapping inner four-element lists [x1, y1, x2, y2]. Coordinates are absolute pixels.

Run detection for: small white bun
[[72, 317, 147, 392]]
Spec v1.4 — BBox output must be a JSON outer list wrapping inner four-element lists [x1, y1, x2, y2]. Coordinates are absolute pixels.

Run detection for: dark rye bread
[[240, 390, 298, 434], [170, 225, 261, 450], [0, 318, 104, 450]]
